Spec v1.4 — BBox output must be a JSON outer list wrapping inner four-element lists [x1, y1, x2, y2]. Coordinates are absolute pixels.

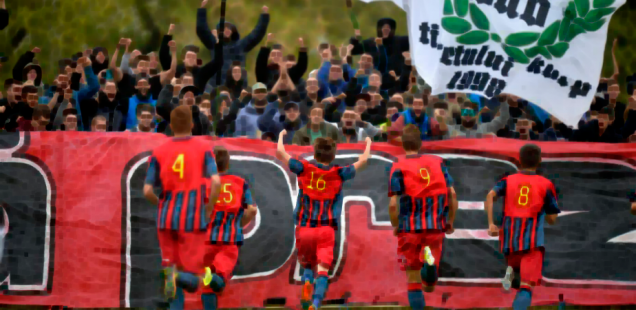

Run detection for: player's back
[[147, 137, 216, 231], [389, 154, 453, 232], [497, 172, 558, 254], [291, 159, 356, 229], [209, 174, 251, 245]]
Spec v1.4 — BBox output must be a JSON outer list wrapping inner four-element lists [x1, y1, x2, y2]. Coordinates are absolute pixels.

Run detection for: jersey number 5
[[217, 183, 234, 204], [518, 186, 530, 207], [419, 168, 431, 187], [172, 154, 185, 179]]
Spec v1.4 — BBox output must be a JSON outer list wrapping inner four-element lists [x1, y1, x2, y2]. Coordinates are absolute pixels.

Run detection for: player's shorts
[[505, 247, 544, 290], [295, 226, 336, 269], [397, 231, 445, 272], [157, 229, 208, 274]]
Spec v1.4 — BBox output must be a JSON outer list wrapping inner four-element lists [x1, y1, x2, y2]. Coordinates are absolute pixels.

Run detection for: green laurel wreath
[[441, 0, 616, 64]]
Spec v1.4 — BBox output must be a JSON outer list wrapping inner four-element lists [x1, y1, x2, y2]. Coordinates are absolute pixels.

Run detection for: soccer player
[[485, 143, 560, 310], [143, 105, 222, 309], [276, 130, 372, 310], [388, 125, 458, 310], [200, 145, 258, 310]]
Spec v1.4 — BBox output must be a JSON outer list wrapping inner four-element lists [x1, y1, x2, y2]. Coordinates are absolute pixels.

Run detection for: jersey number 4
[[172, 154, 185, 179]]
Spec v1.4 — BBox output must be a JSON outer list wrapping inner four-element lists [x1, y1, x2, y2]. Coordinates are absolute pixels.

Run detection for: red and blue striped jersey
[[289, 158, 356, 229], [145, 137, 217, 232], [493, 171, 560, 254], [208, 174, 255, 246], [388, 154, 453, 233]]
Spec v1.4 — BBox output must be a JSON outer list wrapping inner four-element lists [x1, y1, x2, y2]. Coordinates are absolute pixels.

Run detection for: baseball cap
[[252, 82, 267, 92]]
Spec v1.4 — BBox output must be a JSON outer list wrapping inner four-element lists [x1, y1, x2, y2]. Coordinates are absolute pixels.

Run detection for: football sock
[[420, 265, 438, 286], [312, 271, 329, 308], [176, 272, 200, 293], [201, 293, 218, 310], [169, 287, 185, 310], [208, 273, 226, 293], [302, 268, 315, 284], [512, 276, 521, 290], [512, 288, 532, 310], [407, 283, 425, 310]]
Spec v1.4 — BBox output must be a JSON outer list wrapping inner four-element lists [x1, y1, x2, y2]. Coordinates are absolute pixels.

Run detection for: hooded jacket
[[349, 18, 409, 76], [196, 7, 270, 90]]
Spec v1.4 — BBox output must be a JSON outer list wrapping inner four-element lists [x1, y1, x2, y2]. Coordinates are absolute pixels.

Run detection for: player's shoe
[[301, 280, 314, 310], [502, 266, 514, 291], [163, 266, 177, 300], [423, 246, 435, 266], [203, 267, 213, 287]]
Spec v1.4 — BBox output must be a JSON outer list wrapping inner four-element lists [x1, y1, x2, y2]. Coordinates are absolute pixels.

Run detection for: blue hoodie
[[126, 95, 157, 129], [235, 100, 271, 138]]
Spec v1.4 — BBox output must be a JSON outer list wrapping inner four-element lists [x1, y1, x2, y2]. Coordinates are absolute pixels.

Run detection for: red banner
[[0, 132, 634, 309]]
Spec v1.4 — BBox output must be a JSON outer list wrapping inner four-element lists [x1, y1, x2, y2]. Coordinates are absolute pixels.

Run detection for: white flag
[[361, 0, 624, 127], [359, 0, 405, 10]]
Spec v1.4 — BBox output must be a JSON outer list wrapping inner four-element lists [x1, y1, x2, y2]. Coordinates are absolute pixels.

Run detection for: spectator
[[225, 61, 248, 99], [258, 101, 305, 144], [127, 78, 157, 129], [292, 104, 339, 146], [256, 35, 308, 90], [329, 106, 380, 143], [350, 18, 409, 76], [445, 98, 511, 138], [196, 0, 270, 90], [91, 115, 108, 132], [61, 108, 78, 132], [573, 106, 623, 143], [31, 105, 51, 132], [388, 94, 446, 142], [235, 82, 270, 138], [90, 47, 110, 77], [129, 104, 155, 133], [0, 79, 22, 130], [0, 0, 7, 31], [318, 59, 349, 98]]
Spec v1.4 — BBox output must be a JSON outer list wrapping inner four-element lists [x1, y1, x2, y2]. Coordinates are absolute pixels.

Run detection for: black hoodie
[[349, 18, 410, 76]]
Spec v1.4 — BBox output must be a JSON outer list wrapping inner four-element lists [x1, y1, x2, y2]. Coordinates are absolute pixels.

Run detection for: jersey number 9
[[172, 154, 185, 179], [307, 172, 326, 191], [419, 168, 431, 187]]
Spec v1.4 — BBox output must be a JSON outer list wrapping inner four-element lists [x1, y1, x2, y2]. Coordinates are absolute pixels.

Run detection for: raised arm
[[288, 38, 308, 84], [353, 137, 372, 171], [196, 0, 217, 50], [109, 41, 123, 83], [159, 25, 174, 71], [159, 41, 178, 85], [446, 187, 458, 234], [611, 38, 619, 82], [276, 129, 291, 165], [240, 6, 271, 53]]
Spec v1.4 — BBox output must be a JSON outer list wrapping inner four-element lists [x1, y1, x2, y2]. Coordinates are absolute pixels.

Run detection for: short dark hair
[[4, 78, 15, 89], [170, 105, 193, 134], [136, 104, 154, 117], [314, 137, 337, 164], [519, 144, 541, 169], [214, 145, 230, 173], [286, 54, 296, 62], [21, 85, 38, 99], [402, 124, 422, 152], [33, 105, 51, 120], [91, 115, 107, 126]]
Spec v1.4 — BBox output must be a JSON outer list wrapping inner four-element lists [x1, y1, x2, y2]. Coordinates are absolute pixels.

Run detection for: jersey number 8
[[518, 186, 530, 207]]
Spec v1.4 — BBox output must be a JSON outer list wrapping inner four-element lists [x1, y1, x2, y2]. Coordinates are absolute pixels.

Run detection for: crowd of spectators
[[0, 0, 635, 145]]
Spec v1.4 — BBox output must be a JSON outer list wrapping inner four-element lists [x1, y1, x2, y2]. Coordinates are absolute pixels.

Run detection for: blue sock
[[312, 272, 329, 308], [407, 284, 425, 310], [420, 265, 438, 286], [169, 287, 185, 310], [209, 274, 226, 292], [176, 272, 200, 293], [513, 289, 532, 310], [302, 268, 315, 284], [201, 293, 218, 310]]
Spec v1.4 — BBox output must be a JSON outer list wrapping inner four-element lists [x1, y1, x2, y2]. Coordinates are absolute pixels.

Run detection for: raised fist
[[354, 29, 361, 37], [267, 33, 274, 43], [212, 29, 218, 39], [168, 40, 177, 52], [201, 0, 208, 8], [84, 49, 93, 57], [168, 24, 175, 35], [240, 89, 249, 99], [262, 6, 269, 13], [402, 51, 411, 59], [375, 38, 383, 45], [32, 47, 41, 54], [298, 37, 304, 47]]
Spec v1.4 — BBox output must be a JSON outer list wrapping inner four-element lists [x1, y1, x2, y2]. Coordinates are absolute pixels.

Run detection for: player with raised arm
[[200, 146, 258, 310], [388, 125, 458, 310], [276, 130, 372, 310], [143, 105, 222, 309], [485, 144, 561, 310]]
